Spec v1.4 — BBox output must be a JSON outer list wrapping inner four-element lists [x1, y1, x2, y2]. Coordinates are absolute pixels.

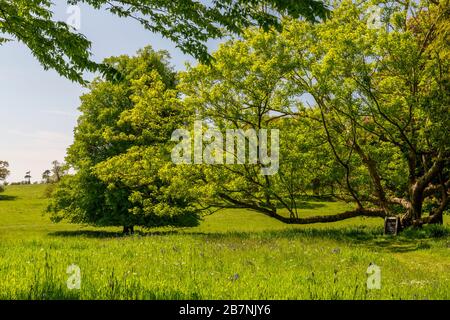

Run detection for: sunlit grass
[[0, 185, 449, 299]]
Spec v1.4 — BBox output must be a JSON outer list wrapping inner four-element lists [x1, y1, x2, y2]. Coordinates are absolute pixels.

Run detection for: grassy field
[[0, 184, 449, 300]]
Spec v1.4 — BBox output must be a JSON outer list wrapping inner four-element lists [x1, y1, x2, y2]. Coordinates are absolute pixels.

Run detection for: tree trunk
[[428, 212, 443, 225], [123, 226, 134, 235], [353, 141, 389, 212]]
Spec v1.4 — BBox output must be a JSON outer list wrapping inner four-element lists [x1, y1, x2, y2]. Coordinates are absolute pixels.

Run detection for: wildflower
[[332, 248, 340, 254], [230, 273, 239, 281]]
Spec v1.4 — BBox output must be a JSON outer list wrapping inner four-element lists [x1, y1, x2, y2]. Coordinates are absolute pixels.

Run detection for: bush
[[43, 183, 57, 199], [401, 224, 450, 239], [427, 224, 450, 238]]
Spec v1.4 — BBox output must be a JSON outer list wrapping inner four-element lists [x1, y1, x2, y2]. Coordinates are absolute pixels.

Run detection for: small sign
[[384, 217, 399, 235]]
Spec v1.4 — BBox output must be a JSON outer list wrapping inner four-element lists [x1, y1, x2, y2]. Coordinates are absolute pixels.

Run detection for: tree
[[0, 161, 8, 180], [24, 171, 31, 184], [177, 0, 449, 228], [0, 160, 9, 193], [47, 0, 449, 232], [42, 170, 51, 184], [51, 160, 66, 183], [276, 0, 450, 227], [177, 30, 337, 220], [0, 0, 329, 84], [47, 46, 199, 233]]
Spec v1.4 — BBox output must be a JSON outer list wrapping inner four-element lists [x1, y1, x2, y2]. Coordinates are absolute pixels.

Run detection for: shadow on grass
[[48, 229, 179, 238], [273, 195, 338, 210], [0, 195, 18, 201], [299, 195, 337, 202], [9, 282, 201, 300], [190, 228, 414, 252], [275, 201, 326, 210], [48, 224, 449, 253]]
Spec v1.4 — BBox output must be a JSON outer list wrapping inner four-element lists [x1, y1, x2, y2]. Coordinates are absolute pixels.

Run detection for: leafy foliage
[[0, 0, 100, 83], [273, 0, 450, 225], [0, 0, 329, 83], [49, 1, 449, 229], [177, 0, 450, 225], [178, 31, 339, 218], [47, 47, 199, 228], [0, 161, 9, 193]]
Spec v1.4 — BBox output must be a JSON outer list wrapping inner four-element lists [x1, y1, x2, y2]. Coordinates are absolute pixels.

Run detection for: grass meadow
[[0, 185, 449, 300]]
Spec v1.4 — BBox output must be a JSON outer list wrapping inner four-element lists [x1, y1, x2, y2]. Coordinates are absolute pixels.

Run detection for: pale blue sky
[[0, 3, 216, 182]]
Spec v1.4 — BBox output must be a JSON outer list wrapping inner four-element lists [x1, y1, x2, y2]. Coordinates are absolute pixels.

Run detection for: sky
[[0, 3, 216, 183]]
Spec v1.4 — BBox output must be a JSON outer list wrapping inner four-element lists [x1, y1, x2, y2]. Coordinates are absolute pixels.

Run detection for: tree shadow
[[189, 228, 442, 253], [48, 229, 179, 238], [48, 224, 448, 253], [0, 195, 18, 201], [275, 201, 327, 210], [273, 195, 337, 210], [10, 282, 201, 300], [279, 228, 445, 253], [297, 201, 327, 209]]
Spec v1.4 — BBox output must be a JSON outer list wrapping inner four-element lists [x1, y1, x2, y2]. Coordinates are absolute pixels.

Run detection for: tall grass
[[0, 185, 449, 300]]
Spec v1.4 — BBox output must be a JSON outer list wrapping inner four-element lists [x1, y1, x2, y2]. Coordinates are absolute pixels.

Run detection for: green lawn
[[0, 185, 449, 299]]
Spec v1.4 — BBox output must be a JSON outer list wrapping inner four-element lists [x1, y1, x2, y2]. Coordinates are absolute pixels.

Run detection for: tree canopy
[[47, 47, 199, 231], [48, 0, 449, 232], [0, 0, 328, 83], [0, 161, 9, 192]]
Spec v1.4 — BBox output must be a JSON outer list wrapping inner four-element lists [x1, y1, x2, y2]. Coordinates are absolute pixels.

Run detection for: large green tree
[[48, 0, 449, 231], [176, 0, 449, 228], [177, 31, 338, 220], [47, 47, 198, 233], [0, 161, 9, 193], [280, 0, 449, 227], [0, 0, 328, 83]]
